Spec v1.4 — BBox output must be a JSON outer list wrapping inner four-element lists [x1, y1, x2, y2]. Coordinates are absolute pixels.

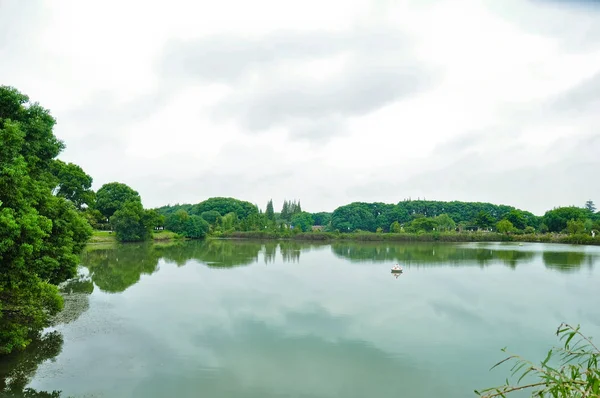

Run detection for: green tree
[[265, 199, 275, 221], [0, 86, 92, 354], [474, 211, 495, 229], [406, 217, 437, 233], [81, 208, 106, 229], [181, 215, 209, 238], [110, 201, 153, 242], [165, 210, 209, 238], [434, 214, 456, 231], [504, 209, 527, 231], [95, 182, 141, 220], [524, 226, 535, 234], [542, 207, 588, 233], [291, 211, 314, 232], [220, 212, 238, 231], [585, 200, 596, 213], [390, 221, 402, 233], [191, 197, 257, 220], [311, 212, 332, 227], [50, 160, 95, 210], [496, 219, 514, 234], [200, 210, 221, 225], [566, 219, 585, 235]]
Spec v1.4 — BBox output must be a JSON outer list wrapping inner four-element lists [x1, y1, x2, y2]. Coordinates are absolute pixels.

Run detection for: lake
[[2, 240, 600, 398]]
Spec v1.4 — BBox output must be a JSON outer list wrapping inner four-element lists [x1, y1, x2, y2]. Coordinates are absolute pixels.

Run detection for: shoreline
[[88, 230, 600, 246], [216, 231, 600, 246]]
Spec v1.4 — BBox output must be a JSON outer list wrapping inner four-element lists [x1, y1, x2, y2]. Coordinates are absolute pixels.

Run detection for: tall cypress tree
[[266, 199, 275, 221], [281, 200, 289, 221]]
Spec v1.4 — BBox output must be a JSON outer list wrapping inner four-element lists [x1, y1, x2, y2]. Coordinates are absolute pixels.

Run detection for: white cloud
[[1, 0, 599, 214]]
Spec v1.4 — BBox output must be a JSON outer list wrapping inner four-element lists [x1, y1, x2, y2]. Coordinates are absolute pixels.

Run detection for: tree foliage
[[0, 85, 92, 354], [110, 201, 154, 242], [542, 207, 588, 233], [164, 210, 209, 239], [291, 212, 314, 232], [265, 199, 275, 221], [191, 197, 257, 220], [496, 219, 514, 234], [406, 217, 438, 233], [95, 182, 141, 219], [200, 210, 221, 225], [585, 200, 596, 213], [434, 214, 456, 231], [50, 160, 95, 210], [280, 199, 302, 222], [311, 212, 332, 227]]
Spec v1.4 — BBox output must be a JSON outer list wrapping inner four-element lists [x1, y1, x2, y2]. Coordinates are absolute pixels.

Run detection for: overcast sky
[[1, 0, 599, 215]]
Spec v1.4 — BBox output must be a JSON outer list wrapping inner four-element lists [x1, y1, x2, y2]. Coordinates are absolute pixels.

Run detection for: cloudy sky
[[1, 0, 599, 215]]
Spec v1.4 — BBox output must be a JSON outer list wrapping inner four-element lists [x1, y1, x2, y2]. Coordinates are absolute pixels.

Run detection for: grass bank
[[217, 231, 600, 245], [89, 230, 184, 244]]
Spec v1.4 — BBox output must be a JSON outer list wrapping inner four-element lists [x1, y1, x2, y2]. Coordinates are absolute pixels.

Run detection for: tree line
[[156, 198, 600, 237]]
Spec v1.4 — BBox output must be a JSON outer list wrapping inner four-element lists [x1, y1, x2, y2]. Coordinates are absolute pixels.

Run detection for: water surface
[[2, 240, 599, 397]]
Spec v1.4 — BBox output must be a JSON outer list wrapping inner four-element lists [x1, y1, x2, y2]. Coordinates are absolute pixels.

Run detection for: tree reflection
[[81, 243, 161, 293], [331, 242, 537, 268], [158, 240, 262, 268], [0, 332, 63, 397], [279, 241, 302, 263], [0, 268, 98, 398], [542, 251, 587, 273], [263, 242, 277, 265]]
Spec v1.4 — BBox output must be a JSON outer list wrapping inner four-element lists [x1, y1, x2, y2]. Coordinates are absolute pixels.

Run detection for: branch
[[479, 382, 549, 397]]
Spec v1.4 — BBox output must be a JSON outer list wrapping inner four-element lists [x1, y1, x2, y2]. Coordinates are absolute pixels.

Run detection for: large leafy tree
[[110, 201, 154, 242], [164, 210, 209, 239], [95, 182, 141, 219], [0, 86, 92, 354], [542, 207, 588, 233], [265, 199, 275, 221], [291, 212, 314, 232], [50, 160, 95, 210], [503, 209, 527, 231], [191, 197, 257, 220], [434, 214, 456, 231]]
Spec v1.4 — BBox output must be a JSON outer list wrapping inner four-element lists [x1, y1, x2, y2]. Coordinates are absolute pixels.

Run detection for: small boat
[[391, 264, 403, 273]]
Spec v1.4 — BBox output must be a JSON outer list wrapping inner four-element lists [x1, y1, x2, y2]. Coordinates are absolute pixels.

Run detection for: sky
[[1, 0, 599, 215]]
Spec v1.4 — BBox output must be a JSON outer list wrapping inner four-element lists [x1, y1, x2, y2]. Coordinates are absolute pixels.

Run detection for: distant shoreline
[[216, 231, 600, 246], [88, 229, 600, 246]]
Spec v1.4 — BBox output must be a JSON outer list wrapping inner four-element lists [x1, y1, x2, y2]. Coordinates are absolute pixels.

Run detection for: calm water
[[2, 240, 600, 398]]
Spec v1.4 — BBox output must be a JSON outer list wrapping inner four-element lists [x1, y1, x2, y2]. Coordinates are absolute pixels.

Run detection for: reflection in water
[[78, 241, 600, 295], [0, 269, 98, 397], [4, 240, 599, 398], [131, 317, 444, 398], [263, 242, 277, 264], [0, 332, 63, 398], [331, 242, 537, 268], [279, 241, 302, 263], [81, 243, 161, 293], [542, 251, 587, 273], [331, 242, 599, 270], [160, 239, 261, 268]]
